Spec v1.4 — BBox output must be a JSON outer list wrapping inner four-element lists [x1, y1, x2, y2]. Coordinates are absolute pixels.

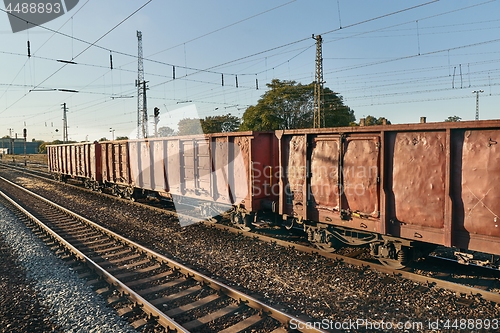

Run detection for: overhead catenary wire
[[0, 0, 154, 114], [2, 0, 499, 137]]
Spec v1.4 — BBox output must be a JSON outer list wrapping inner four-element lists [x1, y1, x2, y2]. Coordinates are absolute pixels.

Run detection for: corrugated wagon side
[[99, 140, 133, 197], [47, 142, 101, 188], [122, 132, 278, 227]]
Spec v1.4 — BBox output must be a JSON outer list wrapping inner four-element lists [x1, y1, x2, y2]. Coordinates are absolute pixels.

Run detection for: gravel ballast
[[3, 171, 500, 333], [0, 202, 138, 333], [9, 174, 500, 325]]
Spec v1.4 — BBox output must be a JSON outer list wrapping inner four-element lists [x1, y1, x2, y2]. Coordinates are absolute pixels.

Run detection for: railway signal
[[153, 107, 160, 137]]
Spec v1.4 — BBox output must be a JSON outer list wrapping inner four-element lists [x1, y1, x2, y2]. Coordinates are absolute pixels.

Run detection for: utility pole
[[313, 34, 324, 128], [62, 103, 68, 143], [472, 90, 484, 120], [8, 128, 13, 154], [136, 31, 148, 138], [23, 128, 27, 166]]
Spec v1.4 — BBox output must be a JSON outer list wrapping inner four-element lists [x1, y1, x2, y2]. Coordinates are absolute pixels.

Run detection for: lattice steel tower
[[313, 34, 324, 128], [472, 89, 484, 121], [136, 31, 148, 138]]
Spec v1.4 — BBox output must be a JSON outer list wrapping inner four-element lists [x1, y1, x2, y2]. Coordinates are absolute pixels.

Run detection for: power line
[[0, 0, 154, 114]]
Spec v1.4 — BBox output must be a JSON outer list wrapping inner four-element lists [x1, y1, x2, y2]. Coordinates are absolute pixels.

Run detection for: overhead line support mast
[[313, 34, 324, 128], [137, 31, 148, 139]]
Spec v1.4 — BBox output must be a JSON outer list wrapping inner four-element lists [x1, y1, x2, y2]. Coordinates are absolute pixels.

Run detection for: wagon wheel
[[231, 212, 251, 231], [111, 185, 122, 197], [282, 217, 295, 230], [124, 187, 135, 201], [90, 182, 100, 192]]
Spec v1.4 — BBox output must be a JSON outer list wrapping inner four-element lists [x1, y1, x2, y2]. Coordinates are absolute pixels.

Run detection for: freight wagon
[[47, 141, 102, 188], [273, 119, 500, 267], [48, 132, 278, 227], [48, 120, 500, 268]]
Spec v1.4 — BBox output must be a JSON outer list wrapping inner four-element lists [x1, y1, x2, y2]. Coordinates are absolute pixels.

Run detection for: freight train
[[47, 120, 500, 268]]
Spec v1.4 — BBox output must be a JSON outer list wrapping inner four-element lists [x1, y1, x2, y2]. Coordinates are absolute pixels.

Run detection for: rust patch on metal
[[458, 130, 500, 237], [214, 137, 230, 202], [392, 131, 446, 228], [310, 138, 339, 211], [231, 136, 250, 202], [286, 136, 307, 216], [343, 136, 379, 217]]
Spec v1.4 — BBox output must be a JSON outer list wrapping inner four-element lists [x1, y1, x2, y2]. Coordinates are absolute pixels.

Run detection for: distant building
[[0, 138, 42, 154]]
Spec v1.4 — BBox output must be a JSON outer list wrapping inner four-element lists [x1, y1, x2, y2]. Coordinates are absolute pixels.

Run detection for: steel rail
[[203, 222, 500, 304], [3, 164, 500, 304], [0, 175, 331, 333], [0, 181, 190, 333], [3, 164, 500, 303], [0, 161, 52, 178]]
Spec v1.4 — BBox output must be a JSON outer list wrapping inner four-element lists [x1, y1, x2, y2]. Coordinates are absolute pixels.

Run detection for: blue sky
[[1, 0, 499, 142]]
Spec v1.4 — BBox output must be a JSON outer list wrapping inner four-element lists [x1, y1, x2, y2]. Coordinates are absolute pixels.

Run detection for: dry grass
[[26, 154, 47, 164], [1, 154, 47, 165]]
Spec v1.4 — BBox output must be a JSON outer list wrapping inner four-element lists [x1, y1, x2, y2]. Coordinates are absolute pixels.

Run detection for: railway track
[[2, 164, 500, 320], [0, 175, 327, 333], [6, 164, 500, 272]]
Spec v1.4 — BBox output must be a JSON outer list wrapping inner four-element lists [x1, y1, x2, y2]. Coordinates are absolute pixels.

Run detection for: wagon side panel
[[279, 134, 307, 219], [90, 142, 102, 182], [166, 139, 181, 195], [248, 132, 279, 212], [100, 143, 110, 183], [152, 140, 167, 192], [212, 137, 229, 203], [229, 135, 250, 204], [126, 141, 141, 188], [387, 131, 446, 244], [451, 128, 500, 254], [343, 136, 380, 218], [309, 136, 340, 222]]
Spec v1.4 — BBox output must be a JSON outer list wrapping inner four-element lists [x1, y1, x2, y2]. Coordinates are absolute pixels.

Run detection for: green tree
[[116, 136, 129, 140], [202, 113, 240, 133], [361, 115, 391, 126], [240, 79, 355, 130], [38, 140, 65, 153], [38, 142, 48, 154], [445, 115, 461, 122], [177, 118, 203, 136], [158, 126, 177, 137]]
